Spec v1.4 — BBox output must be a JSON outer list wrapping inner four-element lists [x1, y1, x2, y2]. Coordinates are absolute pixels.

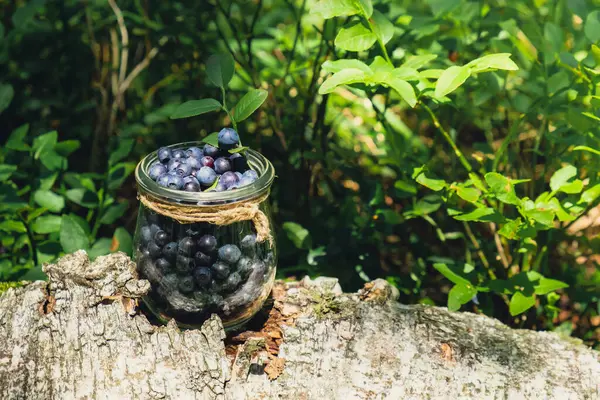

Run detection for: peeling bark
[[0, 252, 598, 400]]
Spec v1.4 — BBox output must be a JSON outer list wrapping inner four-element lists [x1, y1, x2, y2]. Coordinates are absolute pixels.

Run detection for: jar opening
[[135, 142, 275, 206]]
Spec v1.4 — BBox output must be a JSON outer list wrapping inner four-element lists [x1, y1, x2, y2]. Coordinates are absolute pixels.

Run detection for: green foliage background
[[0, 0, 599, 346]]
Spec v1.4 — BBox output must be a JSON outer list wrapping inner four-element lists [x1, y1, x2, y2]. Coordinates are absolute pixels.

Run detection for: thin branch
[[108, 0, 129, 85], [119, 46, 159, 93], [109, 28, 119, 96]]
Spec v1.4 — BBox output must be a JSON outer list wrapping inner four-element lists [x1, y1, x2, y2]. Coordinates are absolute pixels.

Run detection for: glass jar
[[133, 141, 276, 330]]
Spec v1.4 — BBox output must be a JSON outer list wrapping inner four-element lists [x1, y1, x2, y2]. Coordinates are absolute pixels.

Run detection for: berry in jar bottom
[[134, 211, 276, 329]]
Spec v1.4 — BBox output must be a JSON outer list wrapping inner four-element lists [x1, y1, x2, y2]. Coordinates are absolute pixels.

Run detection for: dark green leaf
[[0, 220, 26, 233], [206, 53, 235, 88], [100, 202, 129, 225], [453, 207, 496, 221], [201, 132, 219, 147], [233, 89, 268, 122], [33, 190, 65, 213], [20, 265, 47, 281], [33, 131, 58, 159], [112, 227, 133, 256], [107, 163, 136, 190], [0, 165, 17, 180], [54, 140, 80, 157], [535, 277, 568, 295], [170, 99, 222, 119], [433, 263, 470, 286], [413, 167, 447, 191], [109, 139, 135, 166], [6, 124, 30, 151], [88, 238, 112, 260], [584, 10, 600, 43], [60, 215, 90, 253], [0, 83, 14, 114]]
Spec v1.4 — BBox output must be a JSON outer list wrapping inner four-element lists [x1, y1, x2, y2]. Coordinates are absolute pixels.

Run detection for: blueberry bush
[[0, 0, 599, 346]]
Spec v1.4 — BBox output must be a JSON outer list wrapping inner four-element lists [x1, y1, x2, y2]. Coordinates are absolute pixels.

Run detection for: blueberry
[[167, 175, 184, 190], [167, 170, 179, 176], [140, 226, 153, 245], [157, 147, 172, 163], [147, 241, 162, 259], [178, 276, 196, 294], [193, 267, 212, 287], [176, 163, 192, 177], [218, 244, 241, 264], [155, 258, 172, 273], [227, 183, 239, 191], [172, 149, 186, 159], [175, 254, 194, 274], [167, 159, 181, 171], [149, 223, 161, 236], [211, 261, 230, 280], [154, 230, 169, 246], [214, 182, 227, 192], [197, 235, 217, 253], [187, 157, 202, 170], [243, 170, 259, 181], [184, 181, 200, 192], [178, 237, 196, 255], [214, 157, 232, 174], [222, 272, 242, 293], [140, 248, 151, 258], [234, 171, 243, 180], [217, 128, 240, 150], [240, 234, 257, 253], [237, 256, 253, 278], [197, 166, 217, 186], [200, 156, 214, 168], [183, 175, 199, 185], [238, 177, 254, 187], [162, 242, 178, 260], [220, 171, 239, 188], [157, 174, 170, 187], [204, 144, 219, 157], [149, 163, 167, 180], [186, 147, 203, 159], [194, 251, 213, 266], [230, 153, 249, 172], [160, 274, 179, 290]]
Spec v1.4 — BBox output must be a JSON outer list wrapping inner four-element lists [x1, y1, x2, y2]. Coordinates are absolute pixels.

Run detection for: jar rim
[[135, 141, 275, 205]]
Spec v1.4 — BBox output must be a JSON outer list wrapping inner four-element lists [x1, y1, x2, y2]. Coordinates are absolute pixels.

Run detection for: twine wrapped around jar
[[138, 192, 272, 245]]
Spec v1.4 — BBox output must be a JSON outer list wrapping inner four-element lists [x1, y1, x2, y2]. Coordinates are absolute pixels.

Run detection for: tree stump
[[0, 251, 598, 399]]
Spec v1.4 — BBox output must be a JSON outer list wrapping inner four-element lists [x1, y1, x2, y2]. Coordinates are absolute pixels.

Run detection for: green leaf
[[509, 292, 536, 316], [54, 140, 80, 157], [426, 0, 461, 17], [584, 10, 600, 43], [334, 23, 377, 52], [559, 180, 583, 194], [580, 184, 600, 204], [550, 165, 577, 192], [0, 220, 26, 233], [206, 53, 235, 88], [112, 227, 133, 256], [402, 54, 437, 70], [387, 79, 417, 107], [39, 150, 67, 171], [322, 59, 373, 74], [0, 83, 14, 114], [283, 222, 312, 249], [59, 215, 90, 253], [484, 172, 520, 205], [88, 238, 112, 260], [466, 53, 519, 73], [33, 131, 58, 159], [371, 10, 394, 45], [548, 198, 575, 222], [33, 190, 65, 213], [454, 186, 480, 203], [434, 66, 470, 98], [433, 263, 470, 286], [535, 277, 568, 295], [170, 99, 222, 119], [6, 124, 30, 151], [525, 209, 554, 227], [228, 146, 249, 154], [453, 207, 496, 222], [107, 163, 136, 190], [498, 218, 522, 240], [319, 68, 368, 94], [203, 176, 220, 192], [100, 202, 129, 225], [20, 265, 48, 281], [201, 132, 219, 147], [109, 139, 135, 166], [311, 0, 362, 19], [447, 283, 477, 312], [65, 188, 99, 209], [233, 89, 268, 122], [32, 215, 62, 234], [354, 0, 373, 17], [0, 165, 17, 180]]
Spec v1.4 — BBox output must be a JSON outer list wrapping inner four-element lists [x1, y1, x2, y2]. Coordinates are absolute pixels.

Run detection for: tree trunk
[[0, 251, 598, 399]]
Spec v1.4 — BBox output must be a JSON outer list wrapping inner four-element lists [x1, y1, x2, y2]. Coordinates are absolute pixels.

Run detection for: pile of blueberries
[[147, 128, 258, 192], [136, 213, 274, 320]]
